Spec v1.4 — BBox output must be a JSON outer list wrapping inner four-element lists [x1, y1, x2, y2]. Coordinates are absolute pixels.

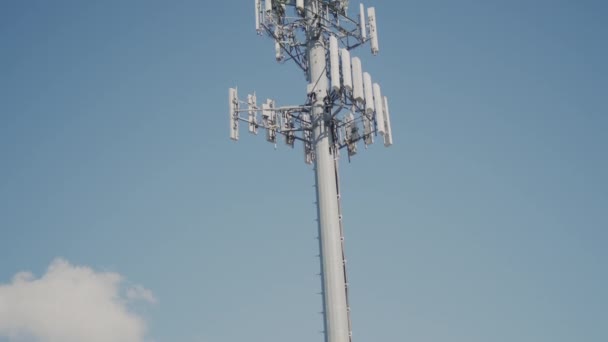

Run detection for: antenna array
[[230, 0, 392, 163]]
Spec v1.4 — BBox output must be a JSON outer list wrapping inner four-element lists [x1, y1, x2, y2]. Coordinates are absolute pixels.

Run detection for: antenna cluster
[[230, 0, 392, 164]]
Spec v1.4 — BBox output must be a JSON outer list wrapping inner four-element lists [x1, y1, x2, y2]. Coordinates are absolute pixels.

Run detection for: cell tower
[[228, 1, 393, 342]]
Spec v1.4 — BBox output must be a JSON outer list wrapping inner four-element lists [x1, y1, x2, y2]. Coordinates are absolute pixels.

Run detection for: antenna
[[301, 112, 314, 164], [363, 72, 374, 114], [283, 111, 295, 147], [255, 0, 261, 32], [351, 57, 364, 102], [368, 7, 379, 55], [229, 88, 239, 141], [247, 94, 258, 135], [262, 99, 277, 144], [340, 49, 352, 91], [383, 96, 393, 146], [229, 2, 395, 342], [373, 83, 385, 136], [363, 112, 374, 146], [344, 112, 358, 156], [275, 40, 283, 61], [359, 3, 367, 40], [329, 35, 341, 92]]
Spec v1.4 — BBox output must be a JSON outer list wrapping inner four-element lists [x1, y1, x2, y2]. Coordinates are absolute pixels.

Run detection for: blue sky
[[1, 1, 607, 341]]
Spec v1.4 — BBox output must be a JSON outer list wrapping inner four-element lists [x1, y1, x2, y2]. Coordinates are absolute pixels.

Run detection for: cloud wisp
[[0, 258, 155, 342]]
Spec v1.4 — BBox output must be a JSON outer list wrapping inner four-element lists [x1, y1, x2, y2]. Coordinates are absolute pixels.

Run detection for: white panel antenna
[[372, 83, 385, 136], [269, 100, 277, 144], [296, 0, 304, 14], [329, 35, 341, 92], [340, 49, 352, 92], [255, 0, 261, 33], [359, 3, 367, 40], [229, 88, 239, 141], [275, 27, 283, 61], [247, 94, 258, 135], [363, 72, 374, 114], [336, 119, 345, 146], [368, 7, 379, 55], [351, 57, 364, 102], [262, 100, 270, 119], [262, 103, 270, 125], [265, 0, 272, 13], [283, 112, 295, 147], [301, 113, 314, 164], [383, 96, 393, 147], [262, 99, 277, 144], [363, 111, 373, 145], [344, 112, 358, 156], [341, 0, 350, 13], [275, 40, 283, 61]]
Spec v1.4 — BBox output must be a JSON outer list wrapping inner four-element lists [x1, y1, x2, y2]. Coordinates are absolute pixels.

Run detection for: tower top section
[[230, 1, 393, 164], [255, 0, 380, 73]]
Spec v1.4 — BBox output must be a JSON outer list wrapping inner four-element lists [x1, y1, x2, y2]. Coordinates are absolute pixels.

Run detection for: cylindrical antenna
[[383, 96, 393, 146], [368, 7, 379, 55], [359, 3, 367, 39], [255, 0, 260, 32], [363, 72, 374, 114], [229, 88, 239, 141], [329, 35, 341, 92], [265, 0, 272, 13], [351, 57, 364, 102], [373, 83, 385, 135], [340, 49, 352, 92]]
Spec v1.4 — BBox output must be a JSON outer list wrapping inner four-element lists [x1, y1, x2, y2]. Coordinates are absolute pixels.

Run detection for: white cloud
[[0, 258, 155, 342], [126, 285, 157, 304]]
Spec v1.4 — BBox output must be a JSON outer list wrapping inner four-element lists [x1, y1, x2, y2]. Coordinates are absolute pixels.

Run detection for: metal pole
[[306, 2, 350, 342]]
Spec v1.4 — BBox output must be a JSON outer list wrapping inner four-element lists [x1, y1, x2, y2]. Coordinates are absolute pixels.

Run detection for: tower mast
[[306, 1, 350, 341], [228, 2, 393, 341]]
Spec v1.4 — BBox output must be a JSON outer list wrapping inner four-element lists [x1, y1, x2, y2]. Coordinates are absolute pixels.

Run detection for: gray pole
[[306, 2, 350, 342]]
